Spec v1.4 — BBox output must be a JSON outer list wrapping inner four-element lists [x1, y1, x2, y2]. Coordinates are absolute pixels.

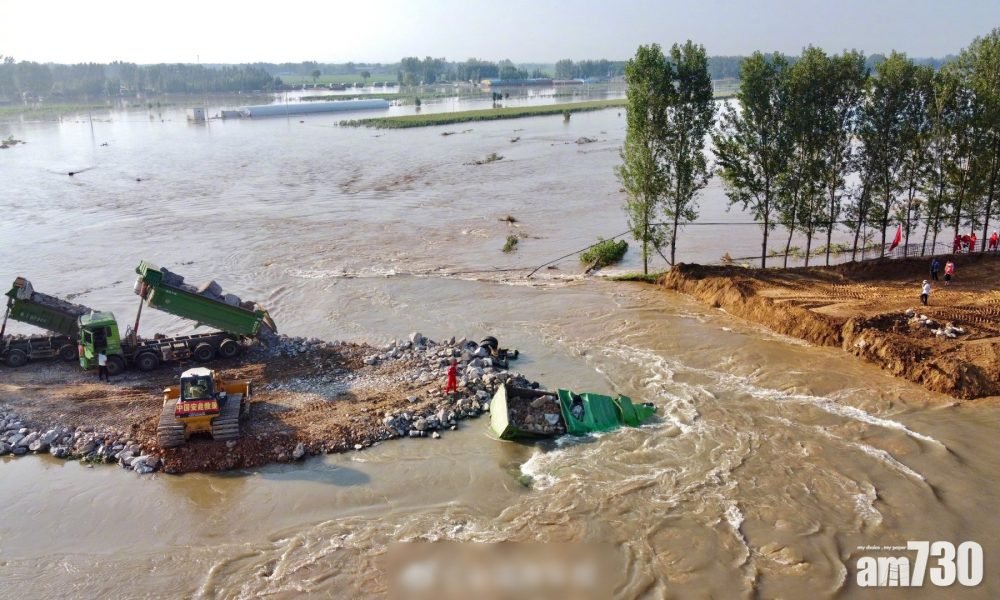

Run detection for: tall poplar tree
[[858, 52, 921, 256], [713, 52, 792, 268], [819, 51, 868, 264], [956, 29, 1000, 249], [618, 44, 674, 274], [660, 41, 716, 266]]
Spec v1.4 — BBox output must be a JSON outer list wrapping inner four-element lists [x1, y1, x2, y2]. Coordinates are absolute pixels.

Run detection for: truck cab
[[78, 311, 124, 373]]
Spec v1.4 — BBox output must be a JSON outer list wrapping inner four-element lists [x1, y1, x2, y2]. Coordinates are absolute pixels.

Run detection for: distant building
[[186, 107, 206, 122], [481, 78, 554, 88]]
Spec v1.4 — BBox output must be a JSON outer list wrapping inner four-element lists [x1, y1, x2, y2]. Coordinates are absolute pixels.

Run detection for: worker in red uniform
[[444, 358, 458, 397], [970, 231, 978, 252], [990, 231, 999, 251], [953, 235, 962, 253]]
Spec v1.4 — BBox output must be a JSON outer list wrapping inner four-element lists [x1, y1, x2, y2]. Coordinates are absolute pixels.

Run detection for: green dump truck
[[1, 277, 93, 367], [77, 261, 277, 375]]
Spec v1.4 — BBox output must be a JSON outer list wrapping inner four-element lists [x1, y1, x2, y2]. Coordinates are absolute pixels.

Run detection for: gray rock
[[0, 442, 9, 455], [76, 440, 97, 455], [413, 418, 428, 431], [408, 430, 424, 438], [40, 430, 59, 446], [354, 444, 364, 450], [407, 395, 419, 404], [49, 446, 68, 459], [28, 440, 49, 453], [292, 442, 306, 460], [431, 432, 441, 439], [7, 434, 24, 447], [409, 332, 426, 346], [12, 446, 27, 456], [19, 432, 39, 448]]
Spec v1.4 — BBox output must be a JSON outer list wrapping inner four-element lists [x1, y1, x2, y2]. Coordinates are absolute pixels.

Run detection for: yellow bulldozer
[[156, 367, 251, 448]]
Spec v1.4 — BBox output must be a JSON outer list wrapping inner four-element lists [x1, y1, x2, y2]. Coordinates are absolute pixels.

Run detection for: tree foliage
[[713, 52, 792, 268], [618, 44, 674, 274], [660, 41, 716, 266]]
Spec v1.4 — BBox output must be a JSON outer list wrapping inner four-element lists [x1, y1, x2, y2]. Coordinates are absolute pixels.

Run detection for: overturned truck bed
[[488, 383, 656, 440]]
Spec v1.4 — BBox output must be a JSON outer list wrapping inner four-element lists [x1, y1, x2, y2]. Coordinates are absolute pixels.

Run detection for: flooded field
[[0, 103, 997, 597]]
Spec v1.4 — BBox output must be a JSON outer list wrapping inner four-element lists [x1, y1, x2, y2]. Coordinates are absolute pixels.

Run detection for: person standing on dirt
[[971, 232, 978, 253], [921, 280, 931, 306], [444, 358, 458, 398], [990, 231, 999, 251], [930, 258, 940, 281], [944, 260, 955, 286], [97, 350, 109, 382]]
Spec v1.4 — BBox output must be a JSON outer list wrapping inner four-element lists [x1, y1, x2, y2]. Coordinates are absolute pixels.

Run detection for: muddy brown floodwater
[[1, 101, 998, 598]]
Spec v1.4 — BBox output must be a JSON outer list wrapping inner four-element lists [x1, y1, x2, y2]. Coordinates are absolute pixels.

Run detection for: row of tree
[[0, 57, 280, 98], [620, 29, 1000, 272]]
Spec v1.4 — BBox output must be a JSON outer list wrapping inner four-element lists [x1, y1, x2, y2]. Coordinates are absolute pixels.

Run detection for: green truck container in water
[[77, 261, 277, 375], [489, 383, 656, 440]]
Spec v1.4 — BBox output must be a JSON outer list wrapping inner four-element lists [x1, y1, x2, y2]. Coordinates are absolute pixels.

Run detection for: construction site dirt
[[0, 337, 511, 473], [663, 252, 1000, 402]]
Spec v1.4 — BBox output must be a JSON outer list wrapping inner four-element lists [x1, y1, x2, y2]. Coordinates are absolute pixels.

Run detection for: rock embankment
[[0, 331, 541, 475], [663, 259, 1000, 401], [0, 411, 161, 473]]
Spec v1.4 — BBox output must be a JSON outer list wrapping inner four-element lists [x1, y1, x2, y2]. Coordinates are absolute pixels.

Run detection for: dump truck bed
[[5, 277, 94, 337], [134, 261, 276, 338]]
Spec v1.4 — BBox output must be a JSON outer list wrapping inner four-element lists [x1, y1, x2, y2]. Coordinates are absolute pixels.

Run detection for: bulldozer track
[[157, 398, 186, 448], [210, 393, 243, 441]]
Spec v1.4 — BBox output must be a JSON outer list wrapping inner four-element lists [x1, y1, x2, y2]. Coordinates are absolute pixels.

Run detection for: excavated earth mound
[[663, 254, 1000, 401]]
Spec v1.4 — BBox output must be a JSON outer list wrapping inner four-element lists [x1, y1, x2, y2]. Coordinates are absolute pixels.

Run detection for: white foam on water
[[519, 448, 563, 491], [676, 356, 945, 449], [286, 266, 398, 279], [853, 485, 884, 530]]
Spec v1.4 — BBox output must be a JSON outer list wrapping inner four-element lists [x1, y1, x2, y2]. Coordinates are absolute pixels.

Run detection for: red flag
[[888, 224, 902, 251]]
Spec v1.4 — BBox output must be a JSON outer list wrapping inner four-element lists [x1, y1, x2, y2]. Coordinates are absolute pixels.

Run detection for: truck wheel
[[136, 352, 160, 372], [218, 339, 239, 359], [5, 349, 28, 368], [106, 355, 125, 376], [59, 344, 78, 361], [193, 343, 215, 362]]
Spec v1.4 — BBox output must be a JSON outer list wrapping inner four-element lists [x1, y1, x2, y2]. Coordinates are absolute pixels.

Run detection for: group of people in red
[[953, 230, 1000, 253]]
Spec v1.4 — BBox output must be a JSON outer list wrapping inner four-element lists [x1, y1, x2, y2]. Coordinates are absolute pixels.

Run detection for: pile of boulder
[[0, 410, 160, 475], [905, 309, 967, 339], [369, 332, 541, 441], [509, 393, 566, 436]]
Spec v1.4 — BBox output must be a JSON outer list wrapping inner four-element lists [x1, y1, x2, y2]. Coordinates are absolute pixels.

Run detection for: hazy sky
[[5, 0, 997, 64]]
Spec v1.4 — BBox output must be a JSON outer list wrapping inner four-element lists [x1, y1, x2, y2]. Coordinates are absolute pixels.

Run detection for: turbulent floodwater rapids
[[1, 102, 998, 598]]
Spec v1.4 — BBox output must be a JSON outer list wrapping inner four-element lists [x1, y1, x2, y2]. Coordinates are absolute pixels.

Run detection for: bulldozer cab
[[181, 367, 216, 401]]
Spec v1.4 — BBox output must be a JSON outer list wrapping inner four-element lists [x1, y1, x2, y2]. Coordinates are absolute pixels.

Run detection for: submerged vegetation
[[608, 272, 664, 283], [0, 135, 24, 148], [469, 152, 504, 166], [580, 238, 629, 268], [340, 99, 626, 129], [502, 235, 519, 253]]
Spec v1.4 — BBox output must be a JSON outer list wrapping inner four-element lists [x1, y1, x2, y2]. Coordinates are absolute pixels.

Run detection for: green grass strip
[[340, 99, 627, 129]]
